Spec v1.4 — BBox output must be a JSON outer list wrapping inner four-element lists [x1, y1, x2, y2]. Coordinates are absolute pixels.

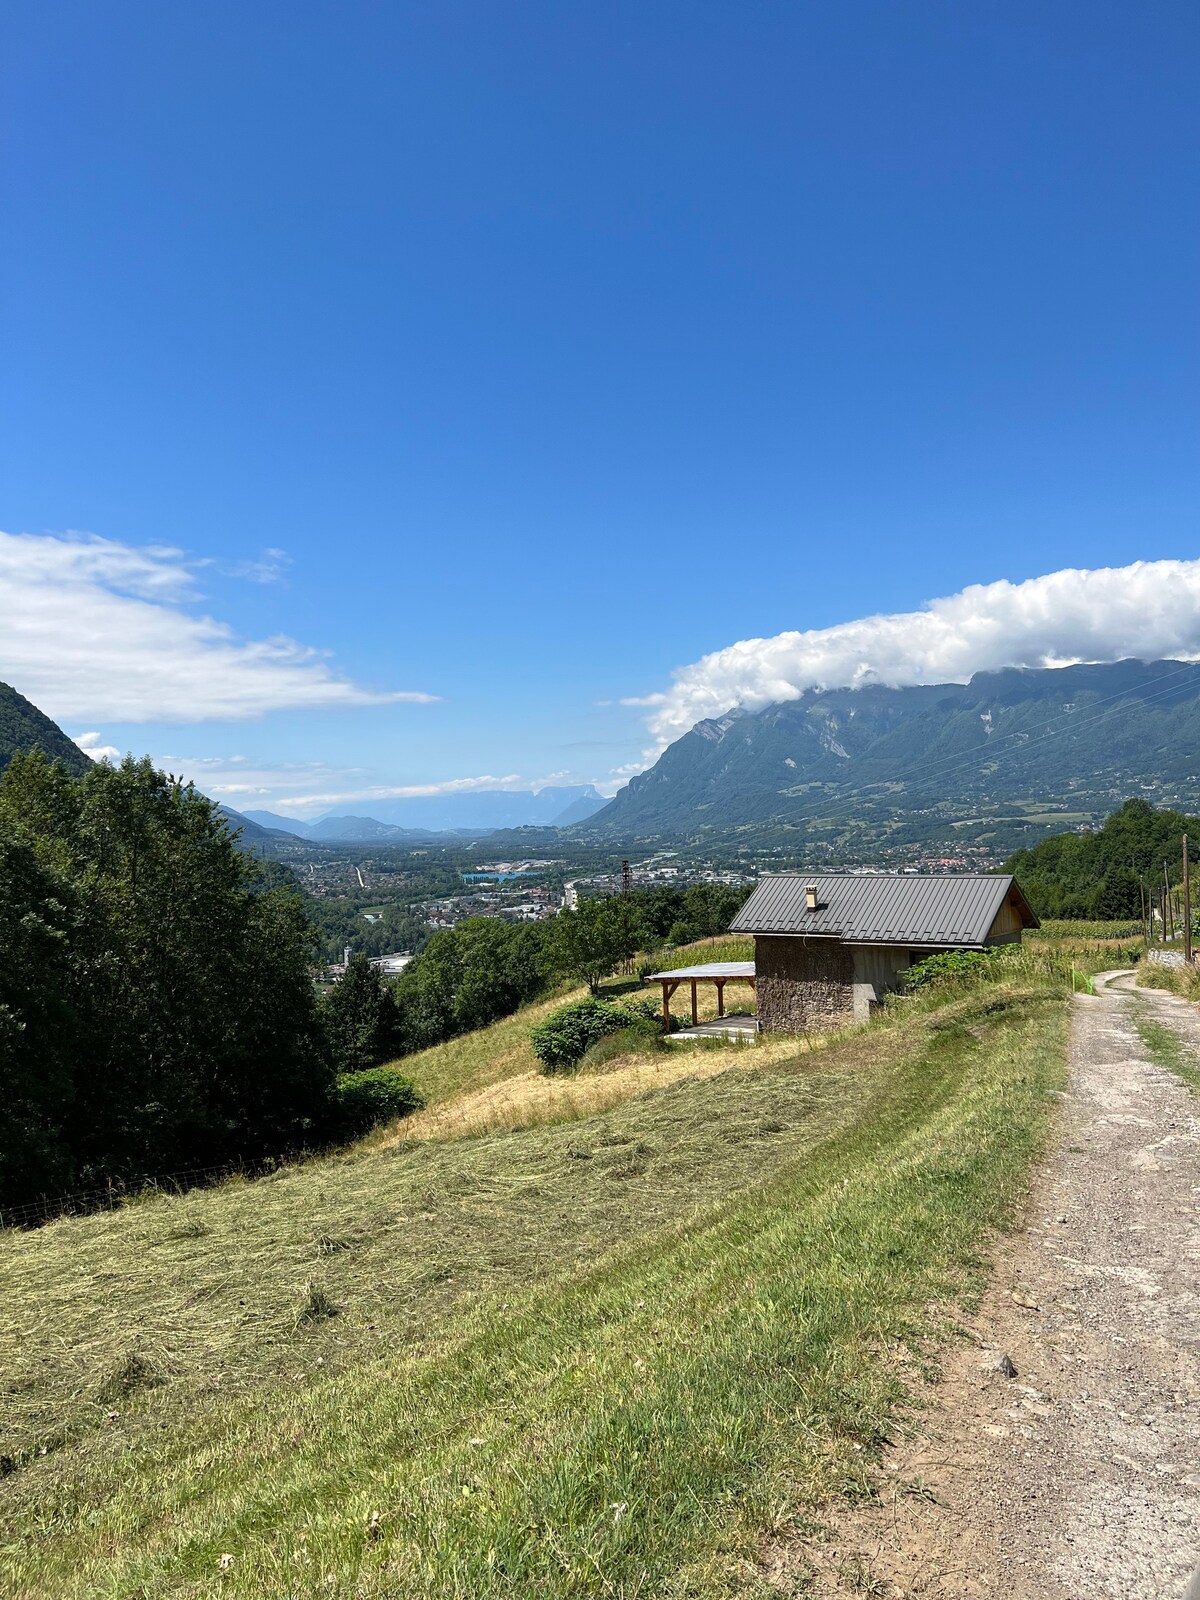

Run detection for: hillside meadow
[[372, 935, 763, 1143], [0, 930, 1090, 1599]]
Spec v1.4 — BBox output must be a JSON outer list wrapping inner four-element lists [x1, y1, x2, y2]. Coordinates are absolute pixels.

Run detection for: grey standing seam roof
[[730, 874, 1035, 947]]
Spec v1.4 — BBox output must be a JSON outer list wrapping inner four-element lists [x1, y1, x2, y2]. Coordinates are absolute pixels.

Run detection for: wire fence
[[0, 1154, 298, 1232]]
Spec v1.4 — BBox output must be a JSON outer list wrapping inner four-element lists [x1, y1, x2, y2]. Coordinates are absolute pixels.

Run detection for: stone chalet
[[730, 872, 1038, 1032]]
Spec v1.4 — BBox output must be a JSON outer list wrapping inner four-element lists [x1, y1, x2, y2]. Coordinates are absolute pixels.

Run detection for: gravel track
[[780, 972, 1200, 1599]]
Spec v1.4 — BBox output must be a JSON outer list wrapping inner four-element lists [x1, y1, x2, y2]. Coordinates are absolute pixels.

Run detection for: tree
[[0, 752, 334, 1200], [389, 919, 551, 1053], [1007, 797, 1200, 921], [1095, 867, 1141, 921], [322, 954, 401, 1074], [0, 837, 77, 1209], [447, 918, 548, 1033], [550, 898, 625, 994]]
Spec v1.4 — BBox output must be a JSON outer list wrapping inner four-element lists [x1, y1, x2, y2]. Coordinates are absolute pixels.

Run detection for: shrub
[[619, 995, 665, 1023], [902, 949, 1001, 991], [332, 1064, 423, 1138], [577, 1020, 666, 1072], [530, 997, 644, 1073]]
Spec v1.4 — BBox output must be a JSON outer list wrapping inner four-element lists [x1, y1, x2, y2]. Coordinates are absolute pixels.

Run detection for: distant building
[[368, 952, 412, 977], [730, 873, 1037, 1032]]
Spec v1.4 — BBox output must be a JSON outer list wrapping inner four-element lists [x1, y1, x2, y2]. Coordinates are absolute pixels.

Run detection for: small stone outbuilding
[[730, 872, 1038, 1032]]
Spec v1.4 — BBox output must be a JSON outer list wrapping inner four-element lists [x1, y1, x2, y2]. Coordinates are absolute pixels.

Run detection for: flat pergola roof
[[647, 961, 755, 980], [648, 961, 756, 1029]]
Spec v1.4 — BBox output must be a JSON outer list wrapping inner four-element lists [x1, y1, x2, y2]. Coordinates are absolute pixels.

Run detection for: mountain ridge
[[585, 658, 1200, 843], [0, 682, 91, 777], [245, 785, 606, 838]]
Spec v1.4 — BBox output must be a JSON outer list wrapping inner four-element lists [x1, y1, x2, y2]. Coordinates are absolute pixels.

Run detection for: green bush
[[619, 995, 665, 1023], [530, 997, 644, 1073], [902, 949, 1002, 991], [332, 1064, 423, 1138], [577, 1020, 666, 1072]]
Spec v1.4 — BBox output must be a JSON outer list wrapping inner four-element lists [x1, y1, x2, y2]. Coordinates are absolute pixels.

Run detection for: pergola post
[[647, 963, 755, 1034], [660, 979, 680, 1033]]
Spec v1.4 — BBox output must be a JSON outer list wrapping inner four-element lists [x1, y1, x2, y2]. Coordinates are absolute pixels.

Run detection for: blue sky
[[2, 2, 1198, 814]]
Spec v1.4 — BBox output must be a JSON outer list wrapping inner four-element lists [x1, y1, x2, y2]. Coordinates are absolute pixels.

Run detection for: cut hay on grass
[[0, 975, 1069, 1599], [390, 1033, 827, 1147]]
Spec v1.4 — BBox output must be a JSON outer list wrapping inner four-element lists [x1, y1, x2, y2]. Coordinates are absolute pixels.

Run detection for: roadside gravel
[[776, 970, 1200, 1599]]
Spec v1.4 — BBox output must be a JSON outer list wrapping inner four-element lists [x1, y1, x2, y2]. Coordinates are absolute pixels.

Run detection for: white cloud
[[219, 548, 291, 584], [0, 530, 437, 722], [143, 753, 583, 815], [640, 559, 1200, 747], [275, 774, 529, 812], [72, 731, 121, 762]]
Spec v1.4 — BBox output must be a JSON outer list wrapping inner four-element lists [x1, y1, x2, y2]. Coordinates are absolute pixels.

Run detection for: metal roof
[[647, 961, 756, 980], [730, 874, 1036, 948]]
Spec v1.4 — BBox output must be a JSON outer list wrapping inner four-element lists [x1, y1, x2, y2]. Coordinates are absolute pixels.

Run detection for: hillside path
[[788, 971, 1200, 1599]]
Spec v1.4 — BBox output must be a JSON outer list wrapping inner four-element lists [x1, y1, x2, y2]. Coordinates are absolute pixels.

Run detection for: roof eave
[[736, 928, 990, 948]]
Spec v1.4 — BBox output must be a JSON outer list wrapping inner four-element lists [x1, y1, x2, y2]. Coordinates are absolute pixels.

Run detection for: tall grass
[[1028, 918, 1142, 940], [1138, 959, 1200, 1002]]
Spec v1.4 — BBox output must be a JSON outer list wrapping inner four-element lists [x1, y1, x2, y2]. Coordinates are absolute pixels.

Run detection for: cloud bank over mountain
[[634, 560, 1200, 748], [0, 531, 436, 722]]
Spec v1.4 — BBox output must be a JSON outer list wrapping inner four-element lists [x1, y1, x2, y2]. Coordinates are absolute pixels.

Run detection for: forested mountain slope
[[0, 682, 90, 777], [588, 659, 1200, 843], [1005, 797, 1198, 920]]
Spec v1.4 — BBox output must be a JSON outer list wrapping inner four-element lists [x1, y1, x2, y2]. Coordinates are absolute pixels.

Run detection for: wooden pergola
[[647, 961, 756, 1031]]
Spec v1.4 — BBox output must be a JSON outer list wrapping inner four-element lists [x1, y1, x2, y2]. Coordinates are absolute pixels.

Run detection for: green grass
[[1133, 1012, 1200, 1093], [391, 982, 583, 1108], [0, 975, 1068, 1598], [643, 935, 756, 971]]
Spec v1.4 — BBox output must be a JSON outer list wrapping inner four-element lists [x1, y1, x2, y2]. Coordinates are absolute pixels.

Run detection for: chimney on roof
[[805, 884, 819, 911]]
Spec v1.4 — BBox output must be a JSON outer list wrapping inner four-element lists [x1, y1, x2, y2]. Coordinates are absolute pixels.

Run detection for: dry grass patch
[[389, 1052, 743, 1143], [375, 935, 758, 1122], [388, 1018, 828, 1148]]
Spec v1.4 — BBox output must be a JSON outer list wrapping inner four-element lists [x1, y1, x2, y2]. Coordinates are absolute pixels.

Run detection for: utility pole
[[1184, 834, 1192, 966], [1164, 862, 1174, 941], [620, 859, 633, 974]]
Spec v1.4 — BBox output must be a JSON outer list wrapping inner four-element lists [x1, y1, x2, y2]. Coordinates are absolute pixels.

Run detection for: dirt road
[[790, 972, 1200, 1598]]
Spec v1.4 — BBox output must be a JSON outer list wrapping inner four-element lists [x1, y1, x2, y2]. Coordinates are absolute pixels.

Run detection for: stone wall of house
[[755, 935, 854, 1033]]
